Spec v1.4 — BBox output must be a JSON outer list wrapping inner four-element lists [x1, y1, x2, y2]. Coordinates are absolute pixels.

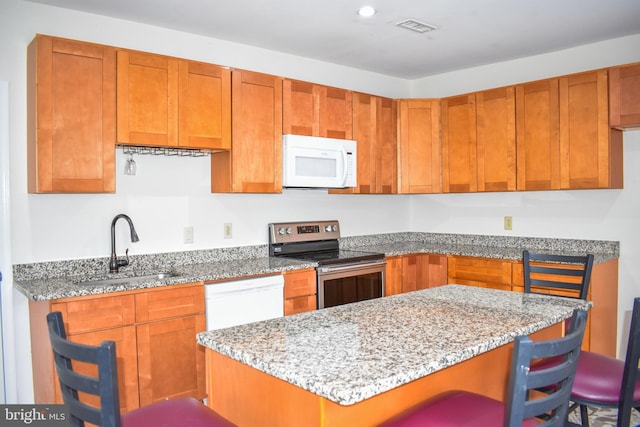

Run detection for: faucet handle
[[125, 248, 130, 266]]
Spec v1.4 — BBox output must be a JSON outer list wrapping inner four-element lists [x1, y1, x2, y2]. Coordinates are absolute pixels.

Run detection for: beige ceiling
[[25, 0, 640, 79]]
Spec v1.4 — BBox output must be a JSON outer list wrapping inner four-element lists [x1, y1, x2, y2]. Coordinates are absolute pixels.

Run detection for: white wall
[[410, 34, 640, 98], [1, 0, 639, 403]]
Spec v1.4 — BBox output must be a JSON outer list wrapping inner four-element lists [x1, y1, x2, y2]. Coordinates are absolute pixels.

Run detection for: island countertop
[[196, 284, 591, 406]]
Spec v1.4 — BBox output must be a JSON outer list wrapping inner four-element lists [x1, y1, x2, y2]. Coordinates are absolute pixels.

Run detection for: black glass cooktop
[[284, 249, 384, 265]]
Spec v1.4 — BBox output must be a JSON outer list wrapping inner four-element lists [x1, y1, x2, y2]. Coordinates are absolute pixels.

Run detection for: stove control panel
[[269, 220, 340, 244]]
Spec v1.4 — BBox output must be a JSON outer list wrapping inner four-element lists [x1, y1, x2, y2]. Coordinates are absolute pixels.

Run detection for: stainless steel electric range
[[269, 220, 386, 309]]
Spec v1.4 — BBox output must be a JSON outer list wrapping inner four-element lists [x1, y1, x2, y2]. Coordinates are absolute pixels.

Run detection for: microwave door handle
[[340, 146, 348, 186]]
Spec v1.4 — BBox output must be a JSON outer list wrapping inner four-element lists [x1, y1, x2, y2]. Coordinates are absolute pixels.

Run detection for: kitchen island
[[197, 284, 590, 426]]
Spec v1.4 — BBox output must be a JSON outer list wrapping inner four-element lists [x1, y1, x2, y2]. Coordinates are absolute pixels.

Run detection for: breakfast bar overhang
[[196, 285, 591, 426]]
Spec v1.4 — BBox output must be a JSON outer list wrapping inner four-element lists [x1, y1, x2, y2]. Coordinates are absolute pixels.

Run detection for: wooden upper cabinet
[[376, 97, 398, 194], [283, 79, 352, 139], [516, 78, 560, 191], [609, 62, 640, 129], [352, 93, 376, 193], [559, 70, 621, 189], [476, 87, 516, 192], [441, 94, 477, 193], [178, 60, 231, 150], [330, 93, 397, 194], [397, 99, 441, 194], [211, 69, 283, 193], [27, 35, 116, 193], [117, 50, 230, 150]]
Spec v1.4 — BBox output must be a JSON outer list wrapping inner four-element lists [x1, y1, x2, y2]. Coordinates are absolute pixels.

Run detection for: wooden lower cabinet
[[284, 269, 317, 315], [449, 255, 618, 357], [136, 314, 205, 405], [385, 254, 447, 296], [447, 255, 513, 291], [30, 282, 206, 410], [57, 325, 140, 413]]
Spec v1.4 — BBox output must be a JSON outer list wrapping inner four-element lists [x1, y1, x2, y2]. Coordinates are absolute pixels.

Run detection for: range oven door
[[316, 259, 386, 309]]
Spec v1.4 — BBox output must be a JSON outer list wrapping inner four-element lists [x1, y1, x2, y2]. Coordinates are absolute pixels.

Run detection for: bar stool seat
[[572, 352, 638, 403], [121, 397, 234, 427], [380, 390, 539, 427]]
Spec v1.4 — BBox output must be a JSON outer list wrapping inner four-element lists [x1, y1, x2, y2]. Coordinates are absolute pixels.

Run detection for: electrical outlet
[[183, 226, 194, 244], [504, 216, 513, 231], [224, 223, 232, 239]]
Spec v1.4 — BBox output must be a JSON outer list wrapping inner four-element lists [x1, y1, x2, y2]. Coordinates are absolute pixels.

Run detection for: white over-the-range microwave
[[282, 134, 357, 189]]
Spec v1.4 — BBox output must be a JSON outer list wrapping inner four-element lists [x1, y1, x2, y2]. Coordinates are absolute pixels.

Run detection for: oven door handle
[[317, 259, 386, 274]]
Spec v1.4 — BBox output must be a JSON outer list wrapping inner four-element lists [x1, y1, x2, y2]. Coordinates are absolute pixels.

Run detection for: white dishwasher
[[205, 275, 285, 330]]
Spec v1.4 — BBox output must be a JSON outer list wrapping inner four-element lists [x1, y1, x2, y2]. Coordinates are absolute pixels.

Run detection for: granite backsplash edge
[[13, 232, 619, 281]]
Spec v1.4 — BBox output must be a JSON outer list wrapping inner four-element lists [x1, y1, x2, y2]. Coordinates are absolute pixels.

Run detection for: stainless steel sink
[[75, 272, 181, 286]]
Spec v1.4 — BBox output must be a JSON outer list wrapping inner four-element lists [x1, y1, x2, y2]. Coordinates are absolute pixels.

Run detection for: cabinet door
[[283, 79, 352, 139], [384, 256, 403, 296], [516, 79, 560, 191], [332, 92, 374, 194], [441, 94, 477, 193], [212, 69, 282, 193], [27, 35, 116, 193], [401, 255, 425, 292], [320, 86, 353, 139], [117, 50, 179, 147], [55, 326, 140, 413], [352, 92, 376, 193], [397, 99, 441, 194], [559, 70, 620, 189], [476, 87, 516, 192], [376, 97, 398, 194], [136, 314, 206, 405], [178, 60, 230, 150], [283, 79, 319, 136], [424, 254, 448, 288], [330, 93, 396, 195], [609, 62, 640, 128], [402, 254, 448, 292]]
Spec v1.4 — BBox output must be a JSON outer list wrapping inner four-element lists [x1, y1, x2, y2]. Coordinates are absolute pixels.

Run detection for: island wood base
[[205, 323, 560, 427]]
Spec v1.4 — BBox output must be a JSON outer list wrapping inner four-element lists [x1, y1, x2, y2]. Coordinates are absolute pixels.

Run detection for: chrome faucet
[[109, 214, 140, 273]]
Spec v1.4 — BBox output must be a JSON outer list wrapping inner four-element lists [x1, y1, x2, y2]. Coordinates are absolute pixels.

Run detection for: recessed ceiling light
[[357, 6, 376, 18], [396, 18, 438, 33]]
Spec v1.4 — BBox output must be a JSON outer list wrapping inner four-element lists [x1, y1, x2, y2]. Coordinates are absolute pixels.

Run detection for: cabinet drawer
[[136, 284, 205, 323], [285, 295, 316, 316], [448, 256, 512, 286], [51, 294, 135, 335], [284, 269, 316, 299]]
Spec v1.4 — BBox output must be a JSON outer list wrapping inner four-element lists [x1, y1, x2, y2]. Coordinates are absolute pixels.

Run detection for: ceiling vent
[[396, 19, 438, 33]]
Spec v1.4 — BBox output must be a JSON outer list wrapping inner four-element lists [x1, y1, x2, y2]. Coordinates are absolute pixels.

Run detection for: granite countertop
[[15, 257, 316, 301], [196, 284, 591, 406], [13, 232, 619, 301]]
